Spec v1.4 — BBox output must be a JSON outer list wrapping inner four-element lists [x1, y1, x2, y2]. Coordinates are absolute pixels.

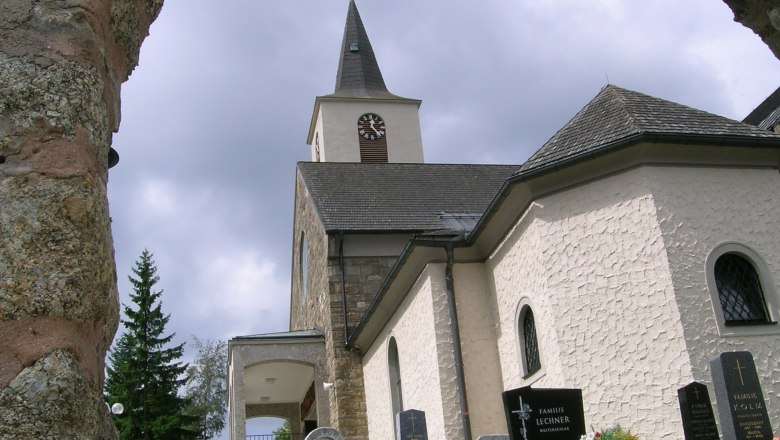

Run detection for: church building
[[228, 2, 780, 439]]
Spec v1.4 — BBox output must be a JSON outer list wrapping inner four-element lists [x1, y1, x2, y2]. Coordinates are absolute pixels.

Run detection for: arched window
[[714, 253, 770, 324], [706, 243, 778, 336], [357, 113, 388, 163], [518, 305, 541, 377], [299, 232, 308, 298], [388, 337, 403, 426]]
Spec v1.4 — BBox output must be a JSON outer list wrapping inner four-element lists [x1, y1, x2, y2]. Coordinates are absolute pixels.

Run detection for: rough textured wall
[[723, 0, 780, 60], [0, 1, 162, 438], [362, 265, 463, 440], [651, 166, 780, 432], [488, 168, 693, 439]]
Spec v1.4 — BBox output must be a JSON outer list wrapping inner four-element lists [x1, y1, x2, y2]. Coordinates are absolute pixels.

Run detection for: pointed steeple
[[332, 1, 396, 98]]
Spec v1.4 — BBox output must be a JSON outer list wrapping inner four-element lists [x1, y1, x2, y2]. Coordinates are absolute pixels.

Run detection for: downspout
[[338, 231, 349, 344], [443, 243, 472, 440]]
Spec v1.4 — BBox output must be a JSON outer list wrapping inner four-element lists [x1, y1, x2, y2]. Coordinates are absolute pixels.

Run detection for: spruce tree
[[105, 250, 198, 439]]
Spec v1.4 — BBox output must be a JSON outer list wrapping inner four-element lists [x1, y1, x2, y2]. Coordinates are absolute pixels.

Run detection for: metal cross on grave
[[511, 396, 533, 440]]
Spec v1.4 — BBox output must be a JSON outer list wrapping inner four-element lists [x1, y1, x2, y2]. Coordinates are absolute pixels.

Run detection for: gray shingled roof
[[519, 85, 780, 174], [328, 0, 400, 99], [298, 162, 518, 232], [743, 86, 780, 130]]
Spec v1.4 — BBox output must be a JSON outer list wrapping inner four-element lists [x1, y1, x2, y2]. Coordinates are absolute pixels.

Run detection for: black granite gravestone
[[502, 386, 585, 440], [396, 409, 428, 440], [678, 381, 719, 440], [710, 351, 774, 440]]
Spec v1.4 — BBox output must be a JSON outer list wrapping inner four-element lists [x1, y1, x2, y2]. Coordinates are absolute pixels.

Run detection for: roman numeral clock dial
[[358, 113, 385, 140]]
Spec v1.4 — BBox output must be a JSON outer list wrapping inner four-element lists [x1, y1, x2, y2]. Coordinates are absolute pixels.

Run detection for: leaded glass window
[[715, 254, 770, 324], [522, 308, 541, 375]]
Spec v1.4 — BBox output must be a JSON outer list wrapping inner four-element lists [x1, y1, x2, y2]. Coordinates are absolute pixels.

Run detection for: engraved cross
[[734, 359, 746, 386]]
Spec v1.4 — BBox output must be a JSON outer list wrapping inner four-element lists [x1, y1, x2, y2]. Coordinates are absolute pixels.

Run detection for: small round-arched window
[[705, 242, 778, 336], [516, 302, 541, 378], [299, 232, 308, 298], [714, 253, 770, 324], [388, 337, 403, 435]]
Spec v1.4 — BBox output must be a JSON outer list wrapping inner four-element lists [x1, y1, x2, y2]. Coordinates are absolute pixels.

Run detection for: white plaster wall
[[316, 100, 424, 163], [488, 167, 693, 439], [363, 265, 460, 440], [649, 166, 780, 433], [453, 263, 508, 437]]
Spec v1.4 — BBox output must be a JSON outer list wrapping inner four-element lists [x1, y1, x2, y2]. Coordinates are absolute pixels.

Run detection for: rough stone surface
[[0, 349, 116, 439], [723, 0, 780, 60], [0, 0, 163, 438], [289, 171, 391, 440]]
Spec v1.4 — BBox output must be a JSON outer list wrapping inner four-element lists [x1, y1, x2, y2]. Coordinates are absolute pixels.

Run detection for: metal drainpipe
[[443, 243, 472, 440], [339, 231, 349, 345]]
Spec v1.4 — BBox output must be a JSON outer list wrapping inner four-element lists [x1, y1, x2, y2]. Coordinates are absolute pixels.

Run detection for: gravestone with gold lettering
[[678, 381, 719, 440], [710, 351, 773, 440], [396, 409, 428, 440], [502, 386, 585, 440]]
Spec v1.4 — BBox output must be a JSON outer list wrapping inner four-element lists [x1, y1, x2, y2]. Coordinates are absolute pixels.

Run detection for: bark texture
[[0, 1, 163, 438], [723, 0, 780, 60]]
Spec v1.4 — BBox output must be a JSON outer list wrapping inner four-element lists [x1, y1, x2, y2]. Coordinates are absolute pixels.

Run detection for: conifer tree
[[105, 250, 199, 439]]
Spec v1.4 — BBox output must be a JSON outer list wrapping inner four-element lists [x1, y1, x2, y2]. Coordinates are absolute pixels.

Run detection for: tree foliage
[[105, 250, 199, 439], [271, 419, 292, 440], [183, 337, 227, 439]]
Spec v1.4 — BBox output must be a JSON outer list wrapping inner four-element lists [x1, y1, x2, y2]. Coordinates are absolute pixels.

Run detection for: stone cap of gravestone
[[396, 409, 428, 440], [477, 436, 510, 440], [677, 381, 719, 440], [305, 427, 345, 440], [710, 351, 774, 440]]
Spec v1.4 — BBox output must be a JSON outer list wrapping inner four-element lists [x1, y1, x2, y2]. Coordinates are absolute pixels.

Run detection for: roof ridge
[[607, 85, 643, 133]]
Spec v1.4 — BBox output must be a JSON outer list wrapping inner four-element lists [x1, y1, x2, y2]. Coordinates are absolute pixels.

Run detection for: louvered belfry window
[[523, 308, 541, 375], [359, 137, 388, 163], [715, 253, 770, 324]]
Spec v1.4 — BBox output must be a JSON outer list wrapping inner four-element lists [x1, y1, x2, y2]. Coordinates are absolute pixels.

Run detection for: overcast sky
[[107, 0, 779, 435]]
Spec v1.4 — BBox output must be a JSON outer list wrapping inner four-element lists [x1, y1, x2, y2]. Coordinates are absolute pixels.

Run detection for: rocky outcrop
[[723, 0, 780, 60], [0, 1, 163, 438]]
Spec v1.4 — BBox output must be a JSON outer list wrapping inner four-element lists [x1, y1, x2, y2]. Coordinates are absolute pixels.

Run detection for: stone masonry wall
[[0, 1, 162, 438], [290, 170, 397, 440]]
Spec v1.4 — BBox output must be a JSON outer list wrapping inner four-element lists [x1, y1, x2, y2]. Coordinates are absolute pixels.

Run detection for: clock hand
[[369, 119, 381, 135]]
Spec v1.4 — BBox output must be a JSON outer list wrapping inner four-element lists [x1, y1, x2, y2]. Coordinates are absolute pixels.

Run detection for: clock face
[[358, 113, 386, 140]]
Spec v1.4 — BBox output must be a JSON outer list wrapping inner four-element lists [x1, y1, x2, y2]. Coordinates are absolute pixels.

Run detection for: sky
[[107, 0, 780, 436]]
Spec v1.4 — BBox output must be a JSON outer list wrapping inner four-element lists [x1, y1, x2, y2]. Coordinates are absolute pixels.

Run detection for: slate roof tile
[[519, 85, 780, 174], [298, 162, 517, 232]]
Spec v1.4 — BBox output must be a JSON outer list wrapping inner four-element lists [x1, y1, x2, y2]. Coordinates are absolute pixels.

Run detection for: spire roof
[[330, 0, 398, 99]]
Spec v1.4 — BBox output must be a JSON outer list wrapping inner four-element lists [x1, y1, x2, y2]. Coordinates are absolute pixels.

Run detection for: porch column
[[229, 349, 247, 440]]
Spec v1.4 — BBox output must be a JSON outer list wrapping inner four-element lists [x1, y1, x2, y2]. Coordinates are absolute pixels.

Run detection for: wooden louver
[[359, 136, 388, 163]]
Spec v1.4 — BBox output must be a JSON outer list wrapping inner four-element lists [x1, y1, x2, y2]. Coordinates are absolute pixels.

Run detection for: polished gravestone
[[396, 409, 428, 440], [710, 351, 773, 440], [502, 386, 585, 440], [304, 427, 344, 440], [678, 381, 719, 440]]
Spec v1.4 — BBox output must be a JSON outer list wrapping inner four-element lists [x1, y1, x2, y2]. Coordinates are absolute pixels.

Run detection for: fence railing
[[246, 434, 307, 440]]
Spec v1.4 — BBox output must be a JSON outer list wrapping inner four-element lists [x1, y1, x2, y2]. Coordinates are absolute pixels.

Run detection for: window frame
[[388, 336, 403, 437], [299, 231, 308, 298], [515, 298, 544, 382], [705, 242, 779, 337]]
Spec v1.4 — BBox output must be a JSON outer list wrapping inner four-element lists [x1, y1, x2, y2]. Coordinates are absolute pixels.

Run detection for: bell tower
[[306, 0, 424, 163]]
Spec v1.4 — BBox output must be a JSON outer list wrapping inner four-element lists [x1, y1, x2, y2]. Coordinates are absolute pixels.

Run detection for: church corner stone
[[0, 0, 163, 438]]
